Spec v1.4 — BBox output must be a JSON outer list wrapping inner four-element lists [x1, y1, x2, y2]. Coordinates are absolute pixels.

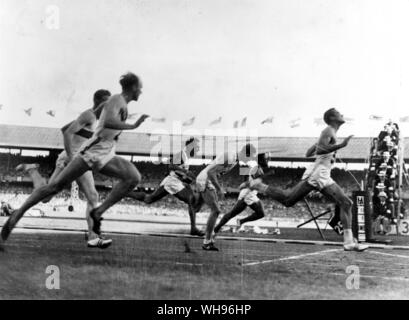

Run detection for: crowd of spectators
[[0, 151, 369, 220], [368, 122, 404, 234], [1, 152, 364, 192]]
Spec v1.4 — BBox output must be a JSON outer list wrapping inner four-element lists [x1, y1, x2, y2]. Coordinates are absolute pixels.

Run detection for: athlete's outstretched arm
[[103, 96, 149, 131], [316, 128, 353, 155], [132, 114, 150, 129]]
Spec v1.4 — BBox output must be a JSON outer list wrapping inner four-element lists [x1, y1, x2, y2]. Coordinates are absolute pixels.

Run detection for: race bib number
[[399, 220, 409, 236], [329, 213, 344, 235]]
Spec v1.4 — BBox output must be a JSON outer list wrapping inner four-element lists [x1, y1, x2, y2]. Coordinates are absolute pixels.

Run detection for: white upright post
[[397, 129, 404, 235]]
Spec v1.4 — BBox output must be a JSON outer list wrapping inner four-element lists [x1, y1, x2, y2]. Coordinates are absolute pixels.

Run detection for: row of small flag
[[14, 109, 409, 127], [19, 108, 55, 117], [2, 104, 409, 126], [369, 115, 409, 123], [0, 104, 276, 126], [171, 115, 409, 125], [172, 116, 275, 127]]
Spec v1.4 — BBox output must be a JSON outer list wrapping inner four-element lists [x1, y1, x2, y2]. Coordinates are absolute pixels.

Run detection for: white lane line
[[369, 250, 409, 259], [281, 260, 409, 273], [175, 262, 204, 266], [328, 272, 409, 282], [242, 248, 341, 266]]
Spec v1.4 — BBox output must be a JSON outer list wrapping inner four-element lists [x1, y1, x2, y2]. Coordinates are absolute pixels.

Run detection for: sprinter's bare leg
[[89, 156, 141, 234], [2, 157, 90, 240]]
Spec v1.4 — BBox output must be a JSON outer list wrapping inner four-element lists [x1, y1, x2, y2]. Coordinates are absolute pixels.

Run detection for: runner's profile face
[[193, 141, 200, 154], [133, 83, 143, 101], [332, 109, 345, 124], [186, 140, 200, 157]]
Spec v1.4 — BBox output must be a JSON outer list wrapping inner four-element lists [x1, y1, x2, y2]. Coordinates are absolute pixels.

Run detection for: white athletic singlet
[[67, 109, 97, 152], [169, 148, 189, 178], [94, 94, 128, 141], [196, 152, 237, 192]]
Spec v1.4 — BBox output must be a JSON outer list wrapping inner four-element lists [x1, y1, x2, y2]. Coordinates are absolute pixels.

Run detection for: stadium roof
[[0, 124, 406, 162]]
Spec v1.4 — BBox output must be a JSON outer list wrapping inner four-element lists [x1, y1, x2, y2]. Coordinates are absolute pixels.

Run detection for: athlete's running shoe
[[87, 237, 112, 249], [202, 242, 219, 251], [343, 240, 368, 252], [190, 228, 205, 237]]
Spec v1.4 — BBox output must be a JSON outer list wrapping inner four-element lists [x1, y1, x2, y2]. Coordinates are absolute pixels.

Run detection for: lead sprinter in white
[[249, 108, 368, 252]]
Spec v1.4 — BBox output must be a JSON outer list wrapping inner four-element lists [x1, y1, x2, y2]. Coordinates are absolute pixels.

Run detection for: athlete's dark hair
[[185, 137, 199, 157], [185, 137, 199, 146], [120, 72, 141, 91], [93, 89, 111, 104], [323, 108, 338, 125], [243, 143, 257, 157]]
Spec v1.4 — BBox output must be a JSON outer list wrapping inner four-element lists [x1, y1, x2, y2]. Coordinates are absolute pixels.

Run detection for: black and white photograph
[[1, 0, 409, 305]]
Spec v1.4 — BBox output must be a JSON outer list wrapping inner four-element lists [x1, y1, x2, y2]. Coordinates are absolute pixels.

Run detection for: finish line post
[[352, 190, 372, 242]]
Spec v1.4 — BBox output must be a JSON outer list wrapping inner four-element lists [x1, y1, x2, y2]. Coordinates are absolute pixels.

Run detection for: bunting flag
[[369, 115, 383, 121], [399, 116, 409, 123], [46, 110, 55, 117], [261, 116, 274, 124], [289, 118, 301, 128], [151, 117, 166, 123], [209, 116, 222, 126], [24, 108, 32, 116], [182, 117, 195, 126], [233, 117, 247, 128]]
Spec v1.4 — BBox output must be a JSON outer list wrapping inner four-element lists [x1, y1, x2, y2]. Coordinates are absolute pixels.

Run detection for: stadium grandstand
[[1, 123, 405, 161], [1, 124, 406, 221]]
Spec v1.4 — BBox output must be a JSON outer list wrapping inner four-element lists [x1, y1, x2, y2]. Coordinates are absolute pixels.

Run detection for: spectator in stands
[[370, 138, 379, 156], [377, 125, 388, 142], [399, 200, 406, 219], [0, 201, 13, 216], [373, 191, 391, 235]]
